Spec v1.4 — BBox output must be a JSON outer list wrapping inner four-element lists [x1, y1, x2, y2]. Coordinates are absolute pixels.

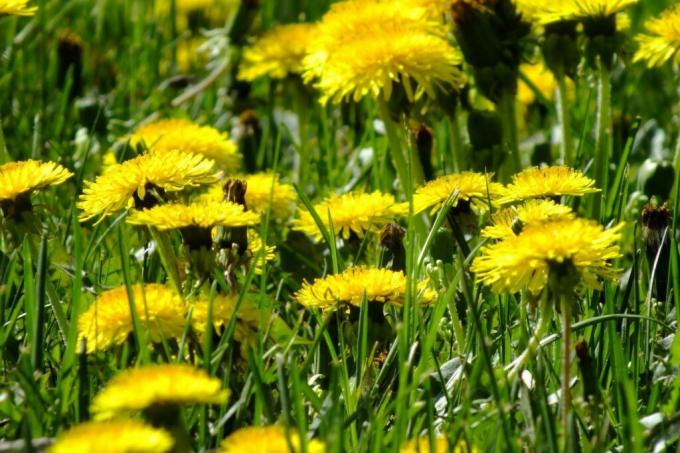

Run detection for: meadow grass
[[1, 0, 680, 452]]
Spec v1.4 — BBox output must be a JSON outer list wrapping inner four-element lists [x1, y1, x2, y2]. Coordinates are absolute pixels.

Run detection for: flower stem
[[499, 91, 521, 174], [556, 74, 574, 165], [561, 295, 572, 452], [507, 294, 552, 381], [592, 63, 611, 220], [449, 114, 465, 172]]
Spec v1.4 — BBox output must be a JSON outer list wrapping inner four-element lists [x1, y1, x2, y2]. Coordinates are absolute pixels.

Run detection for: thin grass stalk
[[149, 228, 182, 296], [499, 91, 521, 173], [561, 295, 572, 452], [593, 63, 611, 219], [507, 292, 551, 380], [556, 74, 574, 165]]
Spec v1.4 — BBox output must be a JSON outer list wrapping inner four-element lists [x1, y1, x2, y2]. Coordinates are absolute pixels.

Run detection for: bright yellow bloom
[[220, 425, 325, 453], [295, 266, 437, 309], [247, 229, 277, 274], [517, 63, 574, 106], [481, 199, 574, 239], [472, 218, 623, 294], [91, 364, 229, 418], [78, 284, 187, 353], [78, 150, 220, 223], [634, 4, 680, 68], [200, 173, 297, 219], [127, 201, 260, 230], [304, 0, 464, 104], [129, 119, 240, 171], [0, 160, 72, 202], [517, 0, 636, 24], [500, 166, 599, 204], [0, 0, 36, 16], [239, 23, 316, 81], [401, 436, 476, 453], [291, 191, 398, 241], [396, 172, 504, 215], [190, 293, 261, 343], [49, 420, 173, 453]]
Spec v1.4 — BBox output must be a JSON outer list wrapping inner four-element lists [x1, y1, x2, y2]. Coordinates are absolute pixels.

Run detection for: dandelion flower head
[[220, 425, 325, 453], [91, 364, 229, 417], [291, 191, 399, 241], [401, 436, 476, 453], [295, 266, 437, 309], [190, 293, 260, 343], [129, 119, 240, 171], [78, 150, 220, 222], [49, 420, 174, 453], [634, 4, 680, 68], [471, 218, 623, 294], [500, 165, 599, 204], [481, 199, 574, 239], [239, 23, 317, 81], [0, 0, 36, 16], [77, 284, 187, 353], [0, 160, 72, 202], [127, 201, 260, 231]]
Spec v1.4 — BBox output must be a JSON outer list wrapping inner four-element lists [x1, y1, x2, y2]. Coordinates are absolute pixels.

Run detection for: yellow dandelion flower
[[239, 23, 317, 81], [77, 284, 187, 353], [247, 229, 277, 274], [518, 0, 636, 24], [91, 364, 229, 417], [49, 420, 174, 453], [304, 0, 464, 104], [401, 436, 476, 453], [295, 266, 437, 309], [0, 160, 72, 202], [129, 119, 240, 171], [396, 172, 504, 216], [190, 293, 260, 343], [200, 173, 296, 219], [127, 201, 260, 231], [471, 218, 623, 294], [481, 199, 574, 239], [0, 0, 36, 16], [291, 191, 398, 241], [78, 150, 220, 223], [500, 166, 599, 204], [634, 4, 680, 68], [220, 425, 325, 453], [518, 63, 568, 106]]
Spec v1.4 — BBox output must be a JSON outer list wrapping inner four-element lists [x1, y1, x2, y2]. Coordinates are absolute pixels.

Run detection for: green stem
[[561, 296, 572, 452], [499, 91, 521, 174], [449, 114, 465, 172], [556, 74, 574, 165], [592, 63, 611, 220], [149, 228, 183, 296], [507, 295, 552, 381]]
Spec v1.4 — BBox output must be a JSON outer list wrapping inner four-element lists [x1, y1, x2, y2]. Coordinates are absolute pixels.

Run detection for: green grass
[[1, 0, 680, 451]]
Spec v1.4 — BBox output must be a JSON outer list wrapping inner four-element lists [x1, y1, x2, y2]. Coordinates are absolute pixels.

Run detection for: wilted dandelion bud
[[642, 203, 672, 302], [380, 223, 406, 272], [220, 179, 249, 256], [57, 30, 84, 99], [410, 123, 435, 182]]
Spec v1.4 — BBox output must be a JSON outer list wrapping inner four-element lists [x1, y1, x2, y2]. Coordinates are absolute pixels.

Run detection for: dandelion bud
[[222, 179, 249, 255], [542, 21, 580, 78], [57, 30, 84, 99], [642, 203, 672, 302], [380, 223, 406, 271]]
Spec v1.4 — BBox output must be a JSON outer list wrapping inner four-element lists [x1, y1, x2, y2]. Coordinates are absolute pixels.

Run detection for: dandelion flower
[[0, 160, 72, 203], [200, 173, 297, 219], [518, 0, 636, 24], [78, 150, 220, 223], [220, 425, 325, 453], [518, 63, 568, 106], [396, 172, 504, 216], [91, 364, 229, 417], [247, 229, 277, 274], [127, 201, 260, 231], [291, 191, 398, 241], [0, 0, 36, 16], [634, 4, 680, 68], [304, 0, 464, 104], [295, 266, 436, 309], [500, 166, 599, 204], [129, 119, 240, 171], [481, 199, 574, 239], [77, 284, 187, 353], [239, 23, 316, 81], [471, 218, 623, 294], [401, 436, 475, 453], [190, 293, 260, 343], [49, 420, 173, 453]]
